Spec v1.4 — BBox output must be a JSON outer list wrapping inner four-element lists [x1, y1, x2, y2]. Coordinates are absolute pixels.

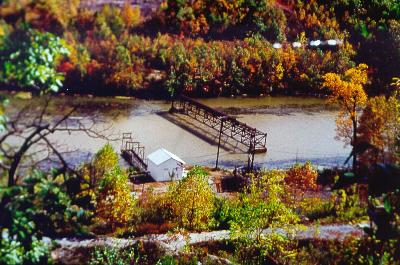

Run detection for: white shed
[[147, 148, 186, 182]]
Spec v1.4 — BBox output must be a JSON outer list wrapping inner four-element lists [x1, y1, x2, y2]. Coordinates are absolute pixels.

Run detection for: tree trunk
[[7, 126, 47, 186], [353, 116, 358, 174]]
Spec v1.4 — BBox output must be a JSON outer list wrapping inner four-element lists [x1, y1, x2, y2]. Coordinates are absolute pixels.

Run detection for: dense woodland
[[0, 0, 399, 97], [0, 0, 400, 264]]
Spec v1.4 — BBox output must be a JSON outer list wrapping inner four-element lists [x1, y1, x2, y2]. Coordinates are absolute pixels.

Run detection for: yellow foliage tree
[[92, 143, 119, 181], [78, 143, 120, 214], [323, 64, 369, 171], [95, 167, 136, 230], [165, 166, 215, 231], [121, 1, 141, 28], [358, 92, 400, 166], [230, 170, 299, 263]]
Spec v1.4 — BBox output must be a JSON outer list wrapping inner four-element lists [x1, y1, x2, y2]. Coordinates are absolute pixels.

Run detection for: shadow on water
[[156, 111, 248, 154]]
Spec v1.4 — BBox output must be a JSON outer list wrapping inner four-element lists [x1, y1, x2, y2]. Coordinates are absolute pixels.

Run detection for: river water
[[7, 95, 350, 169]]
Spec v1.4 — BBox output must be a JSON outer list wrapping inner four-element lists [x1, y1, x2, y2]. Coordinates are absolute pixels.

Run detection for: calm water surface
[[7, 95, 350, 169]]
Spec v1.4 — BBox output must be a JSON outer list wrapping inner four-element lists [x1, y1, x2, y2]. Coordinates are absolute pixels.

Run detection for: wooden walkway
[[172, 96, 267, 153]]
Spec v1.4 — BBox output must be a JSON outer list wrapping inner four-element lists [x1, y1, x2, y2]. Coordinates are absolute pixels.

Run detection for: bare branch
[[1, 98, 115, 187]]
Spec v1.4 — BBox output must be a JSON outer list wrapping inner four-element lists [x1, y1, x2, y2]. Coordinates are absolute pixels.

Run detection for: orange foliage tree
[[285, 162, 318, 191], [323, 64, 369, 171]]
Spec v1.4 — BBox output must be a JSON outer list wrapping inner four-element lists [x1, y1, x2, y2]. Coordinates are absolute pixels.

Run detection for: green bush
[[211, 197, 234, 230], [156, 255, 177, 265], [156, 255, 201, 265], [0, 229, 51, 265], [0, 170, 89, 265]]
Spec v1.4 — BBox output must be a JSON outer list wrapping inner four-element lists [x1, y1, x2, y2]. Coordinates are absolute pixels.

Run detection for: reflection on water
[[6, 95, 350, 169]]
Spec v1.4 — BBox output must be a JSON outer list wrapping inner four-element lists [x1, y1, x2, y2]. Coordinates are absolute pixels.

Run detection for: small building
[[147, 148, 186, 182]]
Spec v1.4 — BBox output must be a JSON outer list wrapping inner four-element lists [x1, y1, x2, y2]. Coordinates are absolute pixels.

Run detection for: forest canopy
[[0, 0, 398, 97]]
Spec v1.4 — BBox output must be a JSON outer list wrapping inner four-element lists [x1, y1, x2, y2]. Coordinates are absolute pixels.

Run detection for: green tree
[[0, 171, 89, 265], [229, 170, 299, 263], [0, 28, 69, 92]]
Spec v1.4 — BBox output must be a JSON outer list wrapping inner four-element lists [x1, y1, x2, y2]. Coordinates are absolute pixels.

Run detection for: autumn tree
[[165, 166, 215, 231], [95, 167, 136, 230], [79, 144, 136, 232], [229, 170, 299, 263], [358, 93, 400, 166], [0, 0, 80, 32], [323, 64, 369, 172], [121, 1, 141, 29], [285, 162, 318, 197]]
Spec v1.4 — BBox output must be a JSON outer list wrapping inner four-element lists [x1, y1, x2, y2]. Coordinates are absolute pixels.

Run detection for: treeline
[[0, 0, 399, 97]]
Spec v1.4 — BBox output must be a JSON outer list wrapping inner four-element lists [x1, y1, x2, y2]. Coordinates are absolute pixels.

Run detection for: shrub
[[298, 197, 333, 222], [138, 187, 171, 225], [0, 171, 89, 265], [331, 184, 367, 222], [211, 197, 234, 230], [156, 255, 177, 265], [343, 237, 400, 265], [1, 171, 89, 237], [296, 237, 400, 265], [0, 229, 51, 265], [88, 246, 145, 265], [156, 254, 203, 265]]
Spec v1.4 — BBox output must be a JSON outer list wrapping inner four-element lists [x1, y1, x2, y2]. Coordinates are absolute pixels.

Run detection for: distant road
[[79, 0, 162, 15]]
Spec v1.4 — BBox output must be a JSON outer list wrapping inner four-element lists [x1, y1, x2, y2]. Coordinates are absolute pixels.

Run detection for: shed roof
[[147, 148, 186, 166]]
